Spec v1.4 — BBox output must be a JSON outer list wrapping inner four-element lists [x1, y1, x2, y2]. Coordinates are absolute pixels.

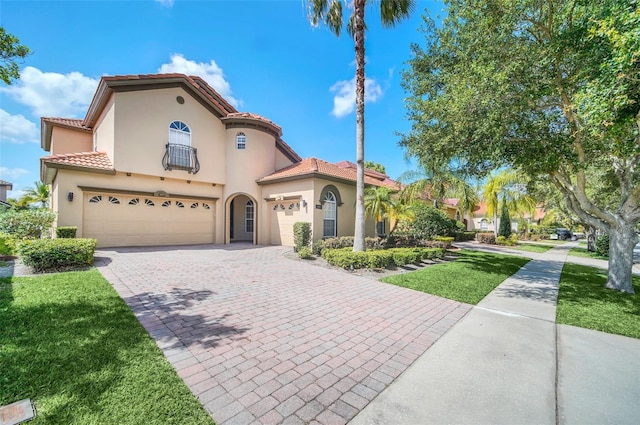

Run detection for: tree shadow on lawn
[[558, 264, 640, 314], [0, 277, 232, 424]]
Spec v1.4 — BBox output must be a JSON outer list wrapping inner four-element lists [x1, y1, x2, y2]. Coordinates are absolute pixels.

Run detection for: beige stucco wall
[[52, 169, 223, 242], [312, 179, 377, 242], [50, 127, 92, 155], [275, 149, 293, 171], [94, 94, 115, 160], [111, 88, 226, 184], [260, 179, 314, 244]]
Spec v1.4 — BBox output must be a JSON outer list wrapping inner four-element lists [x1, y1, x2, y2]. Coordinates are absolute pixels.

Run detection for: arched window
[[236, 132, 246, 150], [480, 218, 488, 230], [169, 121, 191, 145], [323, 191, 337, 238], [245, 200, 254, 233]]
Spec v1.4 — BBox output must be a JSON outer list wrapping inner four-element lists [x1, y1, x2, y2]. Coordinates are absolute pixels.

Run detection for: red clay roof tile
[[42, 117, 91, 131], [258, 158, 401, 189], [41, 151, 114, 172]]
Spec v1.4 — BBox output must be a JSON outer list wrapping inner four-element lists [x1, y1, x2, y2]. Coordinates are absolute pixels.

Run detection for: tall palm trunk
[[353, 0, 366, 252]]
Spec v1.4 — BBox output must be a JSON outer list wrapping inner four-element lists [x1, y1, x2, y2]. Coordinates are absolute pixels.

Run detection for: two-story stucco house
[[40, 73, 399, 248]]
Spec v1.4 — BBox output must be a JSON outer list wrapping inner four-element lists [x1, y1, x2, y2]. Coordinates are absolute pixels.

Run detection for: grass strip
[[568, 246, 608, 260], [0, 270, 214, 425], [381, 249, 530, 304], [510, 243, 553, 253], [557, 264, 640, 339]]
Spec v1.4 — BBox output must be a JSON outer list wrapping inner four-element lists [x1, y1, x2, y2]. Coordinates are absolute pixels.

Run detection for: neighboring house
[[0, 180, 12, 208], [40, 73, 399, 248], [466, 201, 545, 232], [0, 180, 12, 203]]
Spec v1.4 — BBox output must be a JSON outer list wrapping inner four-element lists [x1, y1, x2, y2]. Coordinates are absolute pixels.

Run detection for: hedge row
[[18, 238, 96, 273], [477, 232, 496, 244], [313, 236, 384, 255], [453, 231, 476, 241], [321, 247, 445, 270]]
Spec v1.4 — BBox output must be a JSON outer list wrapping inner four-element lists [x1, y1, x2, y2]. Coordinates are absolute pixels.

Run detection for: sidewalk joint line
[[474, 306, 556, 323]]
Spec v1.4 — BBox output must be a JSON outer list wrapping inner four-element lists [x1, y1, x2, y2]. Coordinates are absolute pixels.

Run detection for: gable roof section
[[41, 117, 92, 151], [41, 151, 115, 183], [257, 158, 400, 189]]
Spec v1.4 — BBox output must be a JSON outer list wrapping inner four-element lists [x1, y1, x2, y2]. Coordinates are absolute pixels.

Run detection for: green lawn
[[381, 250, 530, 304], [0, 270, 214, 425], [528, 239, 567, 245], [511, 243, 553, 253], [557, 264, 640, 339], [569, 246, 608, 260]]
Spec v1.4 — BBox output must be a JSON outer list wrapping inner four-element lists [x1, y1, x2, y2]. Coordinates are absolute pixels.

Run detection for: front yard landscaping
[[0, 270, 214, 425], [568, 246, 608, 260], [380, 249, 531, 304], [557, 264, 640, 339], [510, 243, 554, 253]]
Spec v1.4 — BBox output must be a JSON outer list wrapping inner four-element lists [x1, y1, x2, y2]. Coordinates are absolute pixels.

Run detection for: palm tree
[[307, 0, 415, 251], [483, 170, 536, 235], [22, 181, 50, 208], [386, 197, 414, 235], [364, 186, 395, 235]]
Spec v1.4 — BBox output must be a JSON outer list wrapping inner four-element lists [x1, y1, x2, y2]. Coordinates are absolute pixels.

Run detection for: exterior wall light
[[67, 192, 74, 202]]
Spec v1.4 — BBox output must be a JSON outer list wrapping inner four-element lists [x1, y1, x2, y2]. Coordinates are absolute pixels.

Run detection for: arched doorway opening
[[226, 193, 256, 244]]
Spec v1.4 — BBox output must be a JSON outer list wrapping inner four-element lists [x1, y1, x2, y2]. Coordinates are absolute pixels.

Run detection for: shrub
[[0, 208, 56, 239], [0, 233, 16, 256], [454, 231, 476, 241], [388, 248, 421, 266], [477, 232, 496, 244], [405, 204, 456, 240], [509, 233, 519, 245], [496, 235, 507, 245], [321, 248, 393, 269], [297, 246, 313, 259], [56, 226, 77, 239], [433, 236, 454, 248], [320, 236, 384, 251], [312, 239, 325, 256], [498, 201, 512, 238], [293, 222, 312, 251], [595, 234, 609, 257], [18, 238, 96, 273]]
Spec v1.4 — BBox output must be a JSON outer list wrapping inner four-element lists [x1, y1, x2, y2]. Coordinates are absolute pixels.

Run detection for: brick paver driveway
[[96, 244, 471, 425]]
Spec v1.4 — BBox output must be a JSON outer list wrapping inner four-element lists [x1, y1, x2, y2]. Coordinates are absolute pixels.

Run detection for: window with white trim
[[480, 218, 488, 230], [168, 121, 192, 169], [169, 121, 191, 145], [323, 191, 337, 238], [245, 200, 254, 233], [236, 132, 246, 150]]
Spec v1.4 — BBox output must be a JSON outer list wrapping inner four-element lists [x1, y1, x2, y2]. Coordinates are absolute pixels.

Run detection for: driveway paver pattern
[[96, 244, 471, 425]]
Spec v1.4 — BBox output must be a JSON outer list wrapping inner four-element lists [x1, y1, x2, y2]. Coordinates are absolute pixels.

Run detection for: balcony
[[162, 143, 200, 174]]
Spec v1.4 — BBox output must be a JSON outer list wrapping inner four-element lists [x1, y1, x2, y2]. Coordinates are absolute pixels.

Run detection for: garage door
[[269, 201, 301, 246], [83, 192, 215, 247]]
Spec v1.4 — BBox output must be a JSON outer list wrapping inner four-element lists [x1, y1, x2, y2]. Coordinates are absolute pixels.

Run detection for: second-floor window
[[168, 121, 191, 168], [236, 132, 246, 150]]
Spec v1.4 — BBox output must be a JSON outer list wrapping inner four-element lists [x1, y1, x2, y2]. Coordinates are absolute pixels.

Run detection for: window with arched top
[[480, 218, 488, 230], [236, 132, 246, 150], [245, 200, 254, 233], [323, 191, 337, 238], [169, 121, 191, 145]]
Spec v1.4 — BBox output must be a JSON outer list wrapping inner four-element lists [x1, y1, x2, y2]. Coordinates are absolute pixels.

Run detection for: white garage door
[[83, 192, 215, 247], [269, 201, 301, 246]]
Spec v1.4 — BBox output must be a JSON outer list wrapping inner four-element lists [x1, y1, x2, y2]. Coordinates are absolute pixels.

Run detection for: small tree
[[498, 198, 512, 238], [0, 26, 31, 84]]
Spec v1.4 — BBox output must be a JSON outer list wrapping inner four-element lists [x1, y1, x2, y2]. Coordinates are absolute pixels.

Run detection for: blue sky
[[0, 0, 444, 198]]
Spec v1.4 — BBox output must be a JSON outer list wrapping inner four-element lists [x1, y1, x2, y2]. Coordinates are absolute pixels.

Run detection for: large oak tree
[[401, 0, 639, 293]]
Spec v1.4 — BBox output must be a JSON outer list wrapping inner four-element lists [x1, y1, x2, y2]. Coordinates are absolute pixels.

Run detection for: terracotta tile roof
[[41, 151, 114, 172], [225, 112, 282, 133], [334, 160, 391, 181], [258, 157, 401, 189], [42, 117, 91, 131]]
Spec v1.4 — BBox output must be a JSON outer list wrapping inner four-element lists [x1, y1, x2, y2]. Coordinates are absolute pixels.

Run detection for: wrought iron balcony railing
[[162, 143, 200, 174]]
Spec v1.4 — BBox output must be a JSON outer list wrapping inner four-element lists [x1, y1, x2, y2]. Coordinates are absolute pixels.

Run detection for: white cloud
[[0, 166, 29, 181], [330, 77, 384, 118], [156, 0, 174, 7], [158, 54, 240, 108], [0, 67, 98, 118], [0, 109, 39, 144]]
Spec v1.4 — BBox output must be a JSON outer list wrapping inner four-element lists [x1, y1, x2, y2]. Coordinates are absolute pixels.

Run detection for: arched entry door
[[227, 194, 256, 243]]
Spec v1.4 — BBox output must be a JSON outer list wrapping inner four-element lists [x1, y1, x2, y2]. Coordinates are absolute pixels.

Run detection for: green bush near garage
[[18, 238, 97, 273], [293, 222, 312, 251], [56, 226, 78, 238], [322, 247, 445, 269]]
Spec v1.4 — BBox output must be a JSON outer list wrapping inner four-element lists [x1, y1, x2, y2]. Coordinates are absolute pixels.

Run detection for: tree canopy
[[0, 26, 31, 85], [401, 0, 639, 293]]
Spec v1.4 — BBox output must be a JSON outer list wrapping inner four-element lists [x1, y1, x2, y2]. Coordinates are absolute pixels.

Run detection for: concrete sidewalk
[[351, 242, 640, 425]]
